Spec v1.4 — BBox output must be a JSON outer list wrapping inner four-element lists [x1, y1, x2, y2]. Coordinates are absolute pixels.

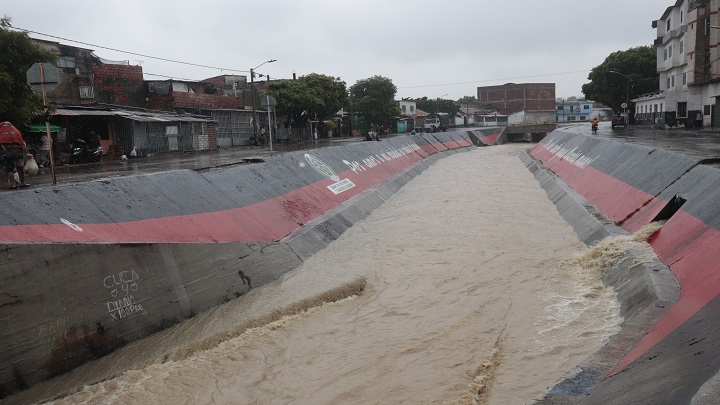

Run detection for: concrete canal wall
[[0, 131, 480, 398], [527, 127, 720, 404]]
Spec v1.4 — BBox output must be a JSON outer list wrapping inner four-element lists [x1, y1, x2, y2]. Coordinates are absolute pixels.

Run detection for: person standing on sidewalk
[[38, 133, 51, 167], [1, 141, 30, 189]]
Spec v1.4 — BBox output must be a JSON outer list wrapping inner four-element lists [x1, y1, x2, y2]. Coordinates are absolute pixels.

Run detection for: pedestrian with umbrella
[[0, 121, 31, 189]]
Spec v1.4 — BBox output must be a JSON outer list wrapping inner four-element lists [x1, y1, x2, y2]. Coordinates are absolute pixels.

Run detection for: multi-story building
[[555, 98, 595, 122], [477, 83, 556, 116], [640, 0, 720, 127], [398, 100, 417, 119]]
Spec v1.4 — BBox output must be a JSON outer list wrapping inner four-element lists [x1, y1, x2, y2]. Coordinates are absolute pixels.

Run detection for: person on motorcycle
[[591, 117, 599, 133]]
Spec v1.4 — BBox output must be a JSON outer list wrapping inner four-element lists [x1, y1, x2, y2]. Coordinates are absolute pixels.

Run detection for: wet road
[[561, 122, 720, 162]]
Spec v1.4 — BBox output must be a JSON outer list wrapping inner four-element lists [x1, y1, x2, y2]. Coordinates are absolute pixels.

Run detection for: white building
[[398, 100, 417, 119], [640, 0, 720, 127]]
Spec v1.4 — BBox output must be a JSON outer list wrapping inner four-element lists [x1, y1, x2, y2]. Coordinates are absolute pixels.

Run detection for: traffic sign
[[621, 102, 628, 109], [260, 95, 277, 107], [26, 63, 60, 93]]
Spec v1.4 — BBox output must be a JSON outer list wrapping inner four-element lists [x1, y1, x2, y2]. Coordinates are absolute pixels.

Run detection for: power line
[[12, 25, 250, 74], [12, 25, 590, 93], [398, 70, 591, 90]]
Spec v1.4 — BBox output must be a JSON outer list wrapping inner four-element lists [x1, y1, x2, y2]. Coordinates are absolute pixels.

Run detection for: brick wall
[[477, 83, 556, 114], [93, 65, 146, 107], [148, 92, 241, 110]]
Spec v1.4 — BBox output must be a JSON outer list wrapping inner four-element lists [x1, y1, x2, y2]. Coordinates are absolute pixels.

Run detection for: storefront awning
[[25, 124, 62, 132]]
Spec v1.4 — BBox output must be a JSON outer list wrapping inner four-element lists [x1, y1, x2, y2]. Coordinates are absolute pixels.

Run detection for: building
[[555, 98, 595, 122], [642, 0, 720, 128], [32, 38, 146, 108], [398, 100, 417, 119], [477, 83, 556, 116], [28, 38, 267, 152]]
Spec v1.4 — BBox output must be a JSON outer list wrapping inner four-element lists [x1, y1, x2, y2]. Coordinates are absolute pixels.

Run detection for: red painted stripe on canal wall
[[531, 128, 720, 403]]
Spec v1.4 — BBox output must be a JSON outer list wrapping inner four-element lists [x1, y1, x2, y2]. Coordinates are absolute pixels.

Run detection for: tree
[[414, 97, 460, 115], [0, 16, 56, 125], [582, 46, 658, 114], [299, 73, 347, 121], [266, 73, 347, 127], [457, 95, 477, 104], [349, 75, 400, 128]]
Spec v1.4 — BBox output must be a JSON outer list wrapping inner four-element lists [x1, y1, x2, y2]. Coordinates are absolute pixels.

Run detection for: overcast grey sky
[[5, 0, 663, 101]]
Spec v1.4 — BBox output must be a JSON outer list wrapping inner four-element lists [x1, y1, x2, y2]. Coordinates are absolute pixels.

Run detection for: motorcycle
[[591, 123, 598, 134], [71, 138, 103, 164]]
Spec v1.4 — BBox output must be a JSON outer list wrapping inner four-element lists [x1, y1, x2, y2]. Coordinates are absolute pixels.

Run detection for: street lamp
[[608, 70, 630, 119], [250, 59, 276, 145]]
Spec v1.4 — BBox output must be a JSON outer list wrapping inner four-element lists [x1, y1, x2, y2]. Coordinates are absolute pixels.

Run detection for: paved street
[[560, 122, 720, 162]]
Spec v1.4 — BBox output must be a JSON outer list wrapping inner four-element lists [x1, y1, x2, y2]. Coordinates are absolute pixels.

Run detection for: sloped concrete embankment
[[466, 127, 504, 146], [0, 132, 474, 398], [526, 127, 720, 404]]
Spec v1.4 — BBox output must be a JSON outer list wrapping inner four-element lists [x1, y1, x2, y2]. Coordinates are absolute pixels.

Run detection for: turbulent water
[[11, 143, 657, 405]]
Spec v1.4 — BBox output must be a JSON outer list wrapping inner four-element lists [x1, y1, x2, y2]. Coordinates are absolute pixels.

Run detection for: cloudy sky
[[5, 0, 663, 101]]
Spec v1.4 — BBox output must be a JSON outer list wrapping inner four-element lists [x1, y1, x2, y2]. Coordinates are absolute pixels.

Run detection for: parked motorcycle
[[71, 138, 103, 164]]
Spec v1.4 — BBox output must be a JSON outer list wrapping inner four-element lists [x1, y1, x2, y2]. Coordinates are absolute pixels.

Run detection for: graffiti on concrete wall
[[37, 317, 69, 349], [341, 142, 422, 175], [103, 270, 147, 321]]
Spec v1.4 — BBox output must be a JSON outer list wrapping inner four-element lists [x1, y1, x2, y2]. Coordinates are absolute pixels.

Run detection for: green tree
[[457, 95, 477, 104], [349, 75, 400, 128], [582, 46, 658, 114], [300, 73, 347, 121], [266, 73, 347, 127], [414, 97, 460, 114], [0, 16, 56, 125]]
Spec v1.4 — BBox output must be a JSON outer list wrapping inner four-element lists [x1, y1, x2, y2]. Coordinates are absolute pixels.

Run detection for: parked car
[[611, 116, 626, 128]]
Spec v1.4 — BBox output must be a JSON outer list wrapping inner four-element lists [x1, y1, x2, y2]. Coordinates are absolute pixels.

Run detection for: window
[[57, 56, 76, 68], [680, 40, 684, 54], [580, 116, 586, 121], [661, 103, 663, 112], [667, 77, 671, 89], [667, 18, 671, 32], [705, 105, 711, 115], [410, 105, 415, 113], [654, 104, 658, 113], [79, 86, 94, 99], [678, 101, 688, 117], [672, 76, 676, 86], [583, 105, 590, 110], [557, 105, 564, 111], [683, 72, 687, 85], [681, 11, 684, 23], [668, 44, 673, 58], [402, 105, 407, 113], [664, 49, 668, 61]]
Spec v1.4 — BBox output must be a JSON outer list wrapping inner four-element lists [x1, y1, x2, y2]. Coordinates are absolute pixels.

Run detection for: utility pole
[[250, 68, 257, 145], [248, 59, 276, 145]]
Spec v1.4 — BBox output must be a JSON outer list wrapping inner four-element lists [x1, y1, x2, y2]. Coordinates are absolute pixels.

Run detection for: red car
[[611, 116, 626, 128]]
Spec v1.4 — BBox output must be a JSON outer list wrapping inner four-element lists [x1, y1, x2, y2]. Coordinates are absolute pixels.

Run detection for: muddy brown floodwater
[[16, 144, 634, 405]]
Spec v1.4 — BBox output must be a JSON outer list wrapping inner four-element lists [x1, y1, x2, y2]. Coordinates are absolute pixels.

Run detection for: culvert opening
[[651, 195, 687, 222]]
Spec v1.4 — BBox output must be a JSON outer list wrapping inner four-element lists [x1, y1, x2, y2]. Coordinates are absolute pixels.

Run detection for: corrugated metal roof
[[53, 109, 213, 123], [54, 109, 118, 116]]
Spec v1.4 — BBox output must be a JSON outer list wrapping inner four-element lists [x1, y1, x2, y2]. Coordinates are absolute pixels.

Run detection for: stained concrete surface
[[3, 136, 370, 190]]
